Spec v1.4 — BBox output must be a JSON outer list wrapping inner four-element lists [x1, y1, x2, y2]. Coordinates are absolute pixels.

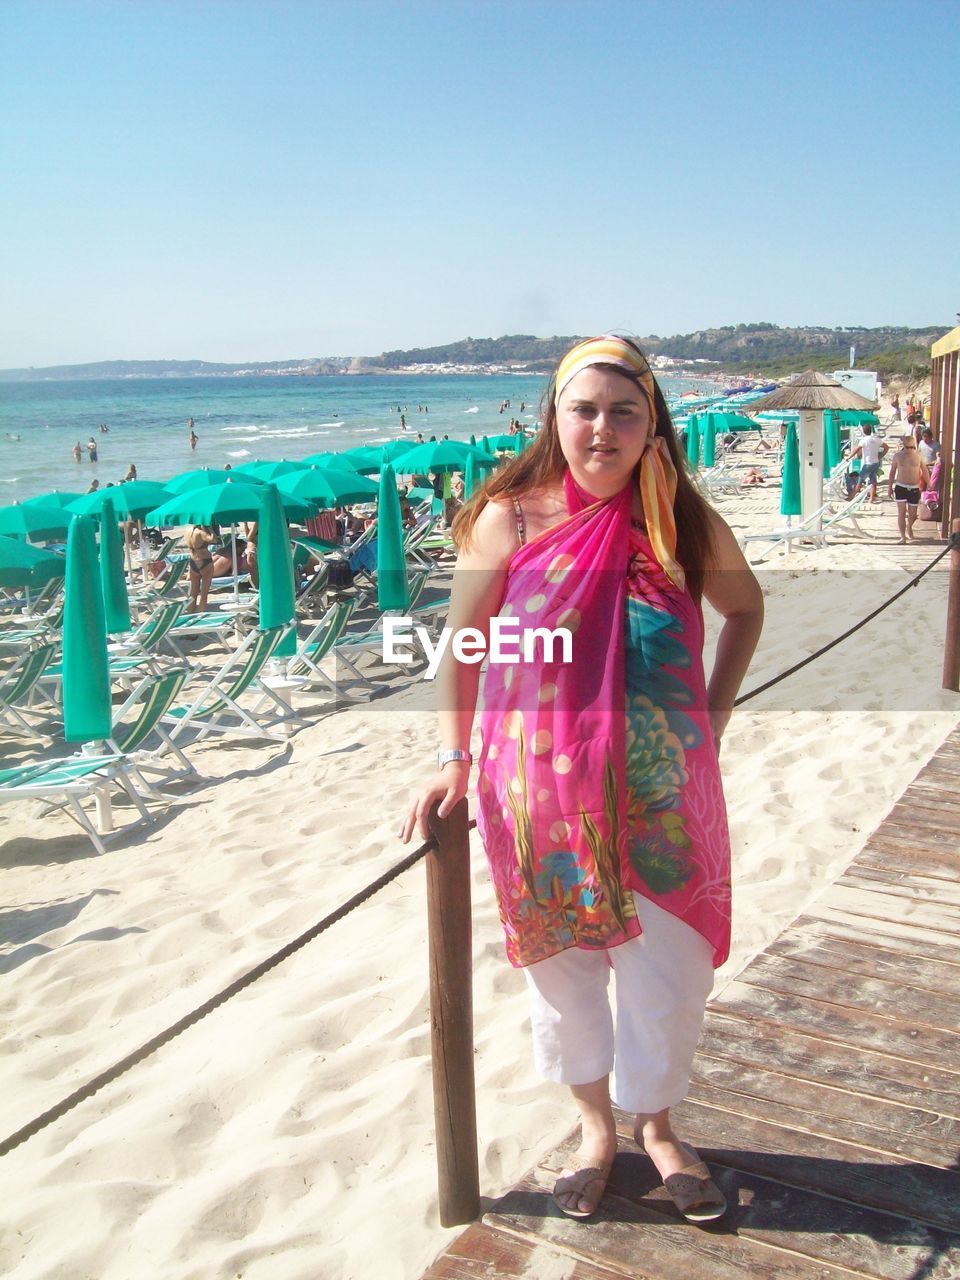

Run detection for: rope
[[4, 535, 954, 1156], [0, 838, 437, 1158], [735, 535, 957, 707]]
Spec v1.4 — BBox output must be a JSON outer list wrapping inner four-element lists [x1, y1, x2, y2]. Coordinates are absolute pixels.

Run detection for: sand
[[2, 437, 958, 1280]]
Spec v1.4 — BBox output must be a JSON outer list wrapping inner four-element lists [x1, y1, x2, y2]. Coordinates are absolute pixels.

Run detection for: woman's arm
[[400, 500, 516, 842], [701, 511, 764, 749]]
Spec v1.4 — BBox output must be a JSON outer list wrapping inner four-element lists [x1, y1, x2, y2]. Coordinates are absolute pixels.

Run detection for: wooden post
[[944, 519, 960, 692], [426, 798, 480, 1227]]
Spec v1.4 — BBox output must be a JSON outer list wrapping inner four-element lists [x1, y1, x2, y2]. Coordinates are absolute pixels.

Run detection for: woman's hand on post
[[400, 763, 470, 843]]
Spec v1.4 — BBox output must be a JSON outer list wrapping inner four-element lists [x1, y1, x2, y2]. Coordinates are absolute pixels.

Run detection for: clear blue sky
[[2, 0, 957, 365]]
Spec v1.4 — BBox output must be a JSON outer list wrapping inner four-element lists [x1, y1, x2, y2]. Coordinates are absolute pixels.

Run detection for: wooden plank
[[885, 802, 960, 834], [894, 781, 960, 815], [422, 1223, 628, 1279], [911, 763, 960, 790], [766, 931, 960, 995], [713, 980, 960, 1068], [686, 1061, 960, 1173], [855, 840, 960, 882], [489, 1154, 866, 1280], [805, 901, 960, 954], [783, 914, 960, 968], [698, 1011, 960, 1116], [667, 1098, 960, 1253], [840, 865, 960, 908], [812, 884, 960, 934], [494, 1134, 960, 1280], [856, 817, 960, 857], [735, 952, 960, 1035]]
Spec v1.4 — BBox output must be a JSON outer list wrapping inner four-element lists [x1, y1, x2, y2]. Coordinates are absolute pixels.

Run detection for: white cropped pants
[[523, 894, 714, 1115]]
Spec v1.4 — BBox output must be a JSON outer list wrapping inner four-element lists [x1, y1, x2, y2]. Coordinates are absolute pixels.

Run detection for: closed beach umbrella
[[481, 435, 492, 455], [685, 414, 700, 469], [257, 483, 297, 659], [0, 535, 65, 588], [0, 501, 71, 543], [469, 434, 477, 447], [702, 413, 717, 468], [376, 462, 408, 612], [822, 411, 841, 474], [63, 514, 111, 743], [781, 421, 802, 517], [98, 496, 131, 635], [276, 466, 379, 509], [464, 451, 478, 499]]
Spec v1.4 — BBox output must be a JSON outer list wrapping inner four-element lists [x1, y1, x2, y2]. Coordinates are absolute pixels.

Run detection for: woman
[[185, 524, 216, 613], [401, 335, 763, 1222]]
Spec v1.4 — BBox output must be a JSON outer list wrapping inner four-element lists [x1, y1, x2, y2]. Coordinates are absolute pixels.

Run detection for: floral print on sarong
[[477, 480, 731, 969]]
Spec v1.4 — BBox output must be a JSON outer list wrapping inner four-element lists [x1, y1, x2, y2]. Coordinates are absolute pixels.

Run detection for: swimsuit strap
[[511, 497, 527, 546]]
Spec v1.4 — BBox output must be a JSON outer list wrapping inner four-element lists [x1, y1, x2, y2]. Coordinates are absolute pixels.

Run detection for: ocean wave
[[227, 449, 251, 458], [464, 406, 480, 414], [0, 476, 19, 482]]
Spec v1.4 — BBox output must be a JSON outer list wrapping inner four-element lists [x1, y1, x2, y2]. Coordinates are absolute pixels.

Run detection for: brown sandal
[[551, 1156, 611, 1220], [633, 1131, 727, 1224], [662, 1149, 727, 1223]]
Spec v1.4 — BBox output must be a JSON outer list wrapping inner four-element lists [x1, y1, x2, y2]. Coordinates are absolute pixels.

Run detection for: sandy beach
[[2, 439, 958, 1279]]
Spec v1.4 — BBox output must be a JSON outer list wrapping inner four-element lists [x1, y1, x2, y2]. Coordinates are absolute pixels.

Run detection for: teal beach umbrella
[[464, 452, 477, 499], [166, 467, 261, 494], [685, 414, 700, 469], [63, 515, 111, 743], [0, 502, 72, 543], [147, 479, 315, 526], [0, 535, 65, 588], [302, 451, 359, 469], [376, 462, 408, 612], [258, 483, 297, 658], [98, 496, 131, 635], [276, 466, 379, 509], [23, 491, 84, 510], [233, 459, 305, 482], [702, 412, 717, 468], [823, 411, 842, 473], [68, 480, 172, 520], [781, 421, 802, 517]]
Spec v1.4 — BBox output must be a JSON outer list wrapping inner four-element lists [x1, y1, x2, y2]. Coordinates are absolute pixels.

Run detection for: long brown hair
[[452, 337, 717, 598]]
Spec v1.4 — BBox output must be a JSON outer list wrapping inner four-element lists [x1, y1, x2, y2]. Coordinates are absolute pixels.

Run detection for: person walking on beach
[[402, 334, 763, 1223], [888, 433, 930, 543], [72, 441, 82, 463], [86, 437, 98, 462], [851, 424, 888, 503]]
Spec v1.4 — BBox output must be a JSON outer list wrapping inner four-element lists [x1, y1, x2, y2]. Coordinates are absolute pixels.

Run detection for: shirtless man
[[887, 434, 930, 543]]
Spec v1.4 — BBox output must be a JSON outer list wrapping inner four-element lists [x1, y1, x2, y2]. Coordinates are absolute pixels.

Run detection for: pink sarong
[[477, 473, 731, 969]]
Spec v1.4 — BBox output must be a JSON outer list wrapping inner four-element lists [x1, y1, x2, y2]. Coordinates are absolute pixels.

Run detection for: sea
[[0, 371, 723, 506]]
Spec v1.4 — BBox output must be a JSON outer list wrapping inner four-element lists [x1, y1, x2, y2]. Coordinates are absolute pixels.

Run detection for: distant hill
[[0, 356, 351, 382], [367, 325, 941, 379], [0, 324, 943, 381]]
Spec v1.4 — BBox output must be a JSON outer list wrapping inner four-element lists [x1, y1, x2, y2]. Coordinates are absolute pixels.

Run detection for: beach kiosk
[[747, 371, 878, 526]]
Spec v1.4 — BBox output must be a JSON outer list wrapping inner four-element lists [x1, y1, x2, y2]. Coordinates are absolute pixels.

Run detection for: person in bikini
[[186, 524, 216, 612], [887, 434, 930, 543]]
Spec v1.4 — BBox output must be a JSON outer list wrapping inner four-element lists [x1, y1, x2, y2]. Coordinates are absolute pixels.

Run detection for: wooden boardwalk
[[423, 727, 960, 1280]]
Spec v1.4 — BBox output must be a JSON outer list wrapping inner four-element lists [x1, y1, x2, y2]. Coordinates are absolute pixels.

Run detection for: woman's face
[[555, 366, 652, 494]]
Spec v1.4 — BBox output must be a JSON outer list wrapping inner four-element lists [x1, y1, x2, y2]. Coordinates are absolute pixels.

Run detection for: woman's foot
[[555, 1086, 618, 1218], [552, 1154, 612, 1219], [634, 1119, 726, 1223]]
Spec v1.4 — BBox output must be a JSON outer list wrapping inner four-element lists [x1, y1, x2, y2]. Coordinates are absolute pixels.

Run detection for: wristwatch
[[438, 748, 473, 769]]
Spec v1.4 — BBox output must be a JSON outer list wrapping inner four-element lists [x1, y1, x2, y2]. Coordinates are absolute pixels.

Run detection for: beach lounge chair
[[107, 600, 185, 670], [0, 598, 66, 652], [740, 490, 873, 562], [286, 599, 357, 691], [128, 554, 188, 607], [333, 572, 431, 685], [158, 624, 295, 744], [0, 642, 59, 737], [0, 669, 190, 855]]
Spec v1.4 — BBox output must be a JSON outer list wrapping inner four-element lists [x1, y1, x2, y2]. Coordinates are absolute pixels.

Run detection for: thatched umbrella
[[748, 371, 876, 520], [746, 370, 877, 414]]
